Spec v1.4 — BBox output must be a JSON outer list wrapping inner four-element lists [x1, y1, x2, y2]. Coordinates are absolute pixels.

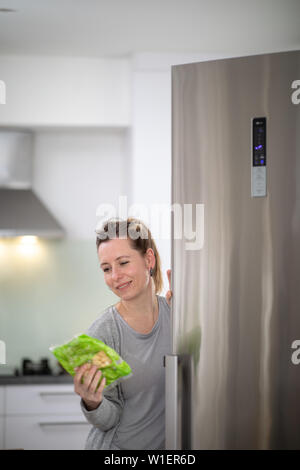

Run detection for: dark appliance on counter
[[21, 358, 52, 376]]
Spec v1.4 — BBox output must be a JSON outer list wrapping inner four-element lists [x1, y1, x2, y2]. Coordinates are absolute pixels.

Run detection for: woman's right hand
[[74, 363, 106, 411]]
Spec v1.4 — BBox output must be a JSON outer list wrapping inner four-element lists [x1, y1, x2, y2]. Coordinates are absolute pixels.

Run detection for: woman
[[74, 217, 172, 450]]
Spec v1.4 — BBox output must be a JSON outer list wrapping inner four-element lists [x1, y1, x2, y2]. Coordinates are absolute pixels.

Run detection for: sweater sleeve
[[80, 385, 122, 431]]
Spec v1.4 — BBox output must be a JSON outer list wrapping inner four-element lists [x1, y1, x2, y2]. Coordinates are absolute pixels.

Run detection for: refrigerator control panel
[[253, 117, 266, 167], [252, 117, 267, 197]]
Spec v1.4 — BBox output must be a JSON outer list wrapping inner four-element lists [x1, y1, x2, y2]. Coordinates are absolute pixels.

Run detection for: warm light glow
[[17, 236, 40, 257], [0, 240, 6, 257], [19, 236, 38, 245]]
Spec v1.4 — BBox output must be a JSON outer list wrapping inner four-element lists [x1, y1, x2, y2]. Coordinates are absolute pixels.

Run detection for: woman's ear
[[145, 248, 155, 270]]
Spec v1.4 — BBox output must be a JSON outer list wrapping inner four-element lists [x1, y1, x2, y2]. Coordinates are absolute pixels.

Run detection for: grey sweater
[[80, 295, 171, 450]]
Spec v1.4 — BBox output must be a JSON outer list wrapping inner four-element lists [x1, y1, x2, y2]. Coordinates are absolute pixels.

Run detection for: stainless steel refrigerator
[[166, 50, 300, 450]]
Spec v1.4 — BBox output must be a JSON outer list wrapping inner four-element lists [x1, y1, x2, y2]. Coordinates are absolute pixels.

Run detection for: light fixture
[[19, 236, 38, 245], [17, 235, 40, 257]]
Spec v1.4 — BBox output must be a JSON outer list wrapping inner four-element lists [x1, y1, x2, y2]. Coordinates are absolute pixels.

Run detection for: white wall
[[0, 238, 119, 374], [0, 56, 130, 127]]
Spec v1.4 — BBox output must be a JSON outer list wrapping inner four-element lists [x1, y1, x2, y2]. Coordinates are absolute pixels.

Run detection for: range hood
[[0, 130, 64, 238]]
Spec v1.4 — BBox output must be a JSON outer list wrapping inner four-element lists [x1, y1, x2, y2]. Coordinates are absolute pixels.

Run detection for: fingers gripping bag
[[50, 334, 132, 389]]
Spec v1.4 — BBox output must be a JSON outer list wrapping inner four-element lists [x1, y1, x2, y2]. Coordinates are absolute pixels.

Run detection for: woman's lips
[[117, 281, 132, 290]]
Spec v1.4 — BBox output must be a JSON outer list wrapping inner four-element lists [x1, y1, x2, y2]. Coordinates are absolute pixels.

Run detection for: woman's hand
[[165, 269, 172, 306], [74, 363, 106, 411]]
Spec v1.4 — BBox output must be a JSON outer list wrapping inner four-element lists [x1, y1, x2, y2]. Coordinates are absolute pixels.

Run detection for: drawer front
[[6, 384, 81, 415], [0, 388, 4, 415], [5, 415, 90, 450]]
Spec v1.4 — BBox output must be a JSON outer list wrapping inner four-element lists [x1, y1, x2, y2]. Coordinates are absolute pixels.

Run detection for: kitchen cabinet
[[6, 384, 82, 415], [1, 384, 90, 450], [6, 415, 90, 450], [0, 57, 130, 127]]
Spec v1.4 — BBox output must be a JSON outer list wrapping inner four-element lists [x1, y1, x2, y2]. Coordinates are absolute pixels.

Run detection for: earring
[[150, 267, 153, 277]]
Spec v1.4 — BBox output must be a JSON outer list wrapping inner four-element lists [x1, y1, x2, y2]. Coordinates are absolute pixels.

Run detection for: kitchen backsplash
[[0, 238, 117, 375]]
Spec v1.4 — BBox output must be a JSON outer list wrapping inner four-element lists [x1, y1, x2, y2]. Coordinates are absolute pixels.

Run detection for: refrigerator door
[[169, 50, 300, 449]]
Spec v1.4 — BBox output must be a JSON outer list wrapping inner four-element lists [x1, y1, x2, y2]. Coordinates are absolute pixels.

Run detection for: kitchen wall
[[0, 238, 118, 374]]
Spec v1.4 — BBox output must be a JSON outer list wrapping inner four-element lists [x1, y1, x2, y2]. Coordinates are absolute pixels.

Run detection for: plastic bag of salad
[[50, 334, 132, 389]]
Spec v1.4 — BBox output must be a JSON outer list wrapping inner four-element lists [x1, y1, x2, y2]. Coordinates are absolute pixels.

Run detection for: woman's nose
[[111, 267, 121, 280]]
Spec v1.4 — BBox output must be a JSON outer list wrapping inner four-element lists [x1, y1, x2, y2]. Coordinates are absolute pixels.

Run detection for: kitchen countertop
[[0, 375, 74, 385]]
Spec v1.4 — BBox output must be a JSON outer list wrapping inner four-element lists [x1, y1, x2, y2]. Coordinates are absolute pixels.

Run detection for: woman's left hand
[[165, 269, 172, 306]]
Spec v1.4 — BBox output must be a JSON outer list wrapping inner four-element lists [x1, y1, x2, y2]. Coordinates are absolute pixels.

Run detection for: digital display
[[253, 117, 266, 167]]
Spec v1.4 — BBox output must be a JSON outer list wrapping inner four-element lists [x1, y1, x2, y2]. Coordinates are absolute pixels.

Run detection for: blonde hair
[[96, 217, 163, 294]]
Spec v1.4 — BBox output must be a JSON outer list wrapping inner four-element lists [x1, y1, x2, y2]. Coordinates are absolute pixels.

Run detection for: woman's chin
[[117, 286, 142, 301], [115, 287, 134, 300], [118, 291, 135, 300], [113, 281, 151, 300]]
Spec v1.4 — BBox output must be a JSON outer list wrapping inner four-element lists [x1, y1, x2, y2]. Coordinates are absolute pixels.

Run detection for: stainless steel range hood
[[0, 130, 64, 238]]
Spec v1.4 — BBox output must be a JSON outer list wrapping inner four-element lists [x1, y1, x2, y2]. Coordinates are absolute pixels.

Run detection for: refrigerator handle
[[165, 354, 192, 450]]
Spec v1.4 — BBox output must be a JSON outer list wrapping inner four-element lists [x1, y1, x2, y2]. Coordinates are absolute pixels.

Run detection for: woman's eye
[[103, 261, 128, 273]]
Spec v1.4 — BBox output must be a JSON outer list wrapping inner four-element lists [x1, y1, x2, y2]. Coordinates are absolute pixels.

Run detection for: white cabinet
[[0, 56, 130, 127], [6, 415, 90, 450], [1, 384, 91, 450], [6, 384, 82, 415]]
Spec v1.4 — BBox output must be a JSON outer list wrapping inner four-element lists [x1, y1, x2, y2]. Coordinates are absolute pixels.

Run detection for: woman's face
[[97, 238, 154, 300]]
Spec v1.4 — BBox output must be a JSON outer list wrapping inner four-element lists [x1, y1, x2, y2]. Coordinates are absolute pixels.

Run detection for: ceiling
[[0, 0, 299, 58]]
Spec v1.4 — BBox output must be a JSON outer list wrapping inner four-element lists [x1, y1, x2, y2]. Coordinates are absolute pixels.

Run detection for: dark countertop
[[0, 375, 74, 385]]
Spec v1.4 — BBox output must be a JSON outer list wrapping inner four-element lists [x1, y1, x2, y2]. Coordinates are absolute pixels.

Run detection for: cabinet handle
[[39, 392, 75, 396], [39, 421, 88, 426]]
